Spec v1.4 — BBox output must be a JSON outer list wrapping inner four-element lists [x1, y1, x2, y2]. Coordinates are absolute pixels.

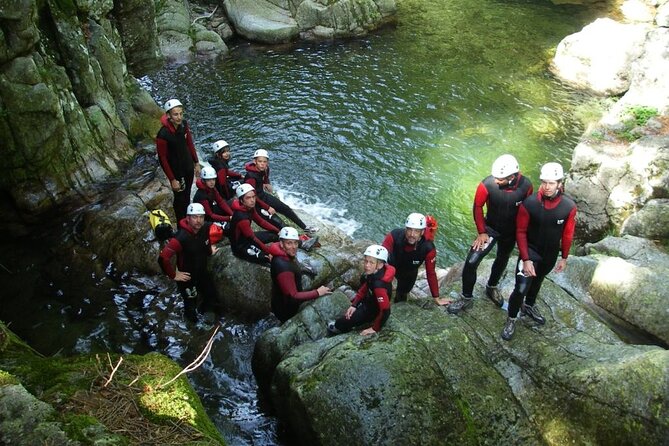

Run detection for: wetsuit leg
[[487, 236, 515, 287], [395, 270, 418, 303], [334, 302, 376, 333], [173, 172, 194, 222], [507, 258, 534, 318], [461, 238, 497, 297], [261, 193, 307, 229], [233, 242, 270, 265], [177, 280, 199, 321], [196, 273, 223, 316], [524, 257, 556, 307], [255, 203, 286, 229]]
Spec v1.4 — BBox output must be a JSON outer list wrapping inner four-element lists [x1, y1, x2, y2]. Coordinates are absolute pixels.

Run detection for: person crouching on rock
[[501, 162, 577, 341], [158, 203, 223, 323], [207, 139, 243, 200], [270, 227, 332, 323], [229, 183, 280, 265], [327, 245, 395, 336], [193, 166, 233, 225]]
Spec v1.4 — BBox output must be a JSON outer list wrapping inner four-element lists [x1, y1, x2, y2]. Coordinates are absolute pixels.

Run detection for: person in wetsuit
[[228, 183, 280, 265], [156, 99, 201, 221], [158, 203, 223, 322], [382, 213, 449, 306], [448, 154, 533, 314], [207, 139, 243, 200], [327, 245, 395, 336], [269, 227, 331, 323], [244, 149, 318, 235], [501, 162, 577, 341], [192, 166, 233, 225]]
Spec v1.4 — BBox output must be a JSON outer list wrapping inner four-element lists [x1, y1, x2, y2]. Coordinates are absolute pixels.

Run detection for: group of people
[[154, 99, 577, 341]]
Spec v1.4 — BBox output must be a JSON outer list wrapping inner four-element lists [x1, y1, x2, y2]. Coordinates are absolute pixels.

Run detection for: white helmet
[[405, 213, 426, 229], [163, 99, 183, 113], [186, 203, 205, 215], [201, 166, 217, 180], [363, 244, 388, 262], [253, 149, 269, 159], [212, 140, 229, 153], [236, 183, 255, 198], [279, 227, 300, 240], [540, 162, 564, 181], [491, 154, 519, 178]]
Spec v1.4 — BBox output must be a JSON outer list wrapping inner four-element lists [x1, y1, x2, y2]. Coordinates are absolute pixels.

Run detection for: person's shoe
[[326, 321, 340, 336], [300, 235, 319, 252], [447, 296, 473, 315], [304, 226, 319, 236], [485, 285, 504, 307], [521, 304, 546, 325], [501, 317, 517, 341]]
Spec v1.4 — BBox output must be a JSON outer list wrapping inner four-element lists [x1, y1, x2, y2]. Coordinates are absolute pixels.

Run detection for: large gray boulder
[[253, 266, 669, 445]]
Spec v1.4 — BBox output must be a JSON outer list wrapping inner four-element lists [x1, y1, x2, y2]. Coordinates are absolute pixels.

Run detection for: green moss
[[0, 369, 19, 386]]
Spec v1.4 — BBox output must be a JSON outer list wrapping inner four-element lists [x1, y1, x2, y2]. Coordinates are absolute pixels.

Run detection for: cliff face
[[0, 0, 162, 231]]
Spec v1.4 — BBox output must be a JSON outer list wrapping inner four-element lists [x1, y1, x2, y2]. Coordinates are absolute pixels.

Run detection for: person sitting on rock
[[229, 183, 280, 265], [327, 245, 395, 336], [501, 162, 577, 341], [382, 213, 450, 305], [269, 227, 332, 323], [244, 149, 318, 235], [193, 166, 234, 225], [158, 203, 223, 322], [448, 154, 533, 315], [207, 139, 243, 200]]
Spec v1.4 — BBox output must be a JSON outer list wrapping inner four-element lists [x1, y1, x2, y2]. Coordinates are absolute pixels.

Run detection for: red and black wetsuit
[[192, 179, 233, 223], [158, 218, 221, 319], [156, 115, 199, 221], [507, 190, 577, 318], [382, 229, 438, 302], [228, 199, 279, 264], [462, 174, 533, 297], [269, 243, 319, 322], [244, 161, 307, 230], [207, 156, 243, 200], [333, 265, 395, 333]]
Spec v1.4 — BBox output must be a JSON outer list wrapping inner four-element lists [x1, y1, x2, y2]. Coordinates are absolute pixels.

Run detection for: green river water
[[146, 0, 596, 266]]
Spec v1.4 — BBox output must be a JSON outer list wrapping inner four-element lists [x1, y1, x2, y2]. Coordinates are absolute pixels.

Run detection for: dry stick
[[103, 354, 124, 387], [158, 323, 220, 389]]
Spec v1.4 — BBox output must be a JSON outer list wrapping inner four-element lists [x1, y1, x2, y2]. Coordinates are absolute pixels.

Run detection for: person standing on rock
[[229, 183, 280, 265], [156, 99, 201, 222], [244, 149, 318, 235], [501, 162, 577, 341], [193, 166, 233, 224], [158, 203, 223, 323], [327, 245, 395, 336], [207, 139, 243, 200], [269, 227, 332, 323], [381, 213, 450, 305], [448, 154, 533, 315]]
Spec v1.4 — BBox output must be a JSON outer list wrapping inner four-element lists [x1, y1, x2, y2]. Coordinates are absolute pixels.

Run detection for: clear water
[[2, 0, 600, 444]]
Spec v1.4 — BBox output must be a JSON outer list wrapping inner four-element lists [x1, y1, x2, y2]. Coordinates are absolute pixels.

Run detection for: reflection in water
[[2, 0, 601, 444]]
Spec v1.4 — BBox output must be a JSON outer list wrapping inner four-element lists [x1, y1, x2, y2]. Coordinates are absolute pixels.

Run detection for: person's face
[[363, 256, 383, 275], [541, 179, 561, 198], [404, 227, 424, 245], [280, 239, 299, 257], [255, 157, 268, 171], [187, 214, 204, 232], [204, 178, 216, 189], [167, 107, 184, 127], [219, 149, 231, 160], [241, 192, 256, 209], [494, 175, 514, 187]]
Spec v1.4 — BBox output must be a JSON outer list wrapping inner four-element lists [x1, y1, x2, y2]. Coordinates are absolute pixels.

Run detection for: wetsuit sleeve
[[245, 177, 257, 190], [516, 204, 530, 261], [473, 182, 489, 234], [351, 283, 368, 306], [158, 238, 182, 279], [215, 193, 234, 218], [156, 137, 175, 181], [185, 124, 198, 163], [276, 272, 319, 301], [228, 169, 243, 179], [252, 212, 279, 233], [255, 196, 270, 211], [561, 207, 577, 259], [526, 183, 534, 197], [425, 248, 439, 298], [371, 287, 391, 332], [200, 199, 230, 223], [238, 218, 272, 253], [381, 232, 394, 252]]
